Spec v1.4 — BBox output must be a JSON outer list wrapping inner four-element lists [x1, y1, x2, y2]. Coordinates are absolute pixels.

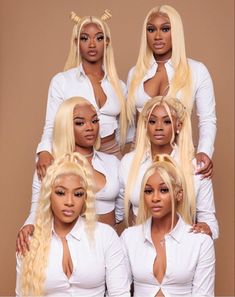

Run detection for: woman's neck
[[54, 217, 78, 238], [75, 146, 94, 157], [151, 213, 178, 235], [151, 143, 173, 159], [82, 60, 104, 78]]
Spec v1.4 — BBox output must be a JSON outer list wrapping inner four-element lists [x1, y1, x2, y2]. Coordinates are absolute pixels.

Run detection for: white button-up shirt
[[121, 215, 215, 297], [127, 58, 216, 158], [24, 151, 124, 226], [119, 147, 219, 239], [16, 217, 130, 297], [37, 64, 126, 154]]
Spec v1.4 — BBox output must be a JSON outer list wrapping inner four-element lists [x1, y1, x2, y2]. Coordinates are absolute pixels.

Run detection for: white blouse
[[16, 217, 130, 297], [24, 150, 124, 226], [127, 58, 216, 158], [119, 147, 219, 239], [121, 215, 215, 297], [37, 64, 126, 154]]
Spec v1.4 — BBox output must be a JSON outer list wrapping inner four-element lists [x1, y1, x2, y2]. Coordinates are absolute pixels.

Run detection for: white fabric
[[16, 217, 130, 297], [24, 150, 124, 226], [121, 215, 215, 297], [127, 58, 216, 158], [119, 146, 219, 239], [37, 64, 127, 154]]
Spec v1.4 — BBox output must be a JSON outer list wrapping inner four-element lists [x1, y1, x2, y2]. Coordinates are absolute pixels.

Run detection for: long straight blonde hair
[[19, 153, 96, 296], [52, 96, 100, 158], [137, 154, 192, 226], [64, 14, 127, 145], [124, 96, 195, 225], [127, 5, 192, 127]]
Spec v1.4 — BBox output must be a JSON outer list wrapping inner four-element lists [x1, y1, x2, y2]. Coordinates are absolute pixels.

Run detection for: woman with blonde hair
[[17, 97, 124, 254], [16, 152, 130, 296], [121, 154, 215, 296], [126, 4, 216, 178], [37, 9, 128, 180], [120, 96, 218, 239]]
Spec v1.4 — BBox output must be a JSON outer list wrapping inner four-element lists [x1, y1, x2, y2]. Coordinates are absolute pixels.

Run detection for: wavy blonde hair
[[64, 13, 127, 145], [125, 96, 195, 225], [19, 153, 96, 296], [127, 4, 192, 127], [137, 154, 192, 226], [52, 96, 100, 158]]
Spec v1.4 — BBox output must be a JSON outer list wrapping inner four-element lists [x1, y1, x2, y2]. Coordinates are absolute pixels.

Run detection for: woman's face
[[144, 170, 173, 220], [146, 13, 172, 60], [51, 174, 86, 226], [73, 104, 99, 149], [79, 23, 105, 63], [147, 104, 180, 150]]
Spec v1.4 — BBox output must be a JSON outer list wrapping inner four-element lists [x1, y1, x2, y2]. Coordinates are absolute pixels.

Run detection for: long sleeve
[[105, 227, 130, 297], [195, 176, 219, 240], [36, 73, 65, 154], [115, 160, 124, 223], [23, 171, 41, 226], [192, 236, 215, 296], [193, 62, 217, 158]]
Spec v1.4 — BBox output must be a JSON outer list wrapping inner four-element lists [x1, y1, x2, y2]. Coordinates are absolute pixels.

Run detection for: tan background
[[0, 0, 234, 295]]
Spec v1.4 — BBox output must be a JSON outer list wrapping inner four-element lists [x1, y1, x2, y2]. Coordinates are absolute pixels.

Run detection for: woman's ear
[[176, 189, 183, 202], [176, 120, 183, 134], [106, 36, 110, 47]]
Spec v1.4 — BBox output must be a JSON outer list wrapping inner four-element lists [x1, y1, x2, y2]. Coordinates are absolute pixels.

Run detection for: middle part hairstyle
[[64, 13, 127, 145], [127, 4, 192, 127], [124, 96, 195, 225], [137, 154, 193, 226], [19, 152, 96, 296], [52, 96, 101, 158]]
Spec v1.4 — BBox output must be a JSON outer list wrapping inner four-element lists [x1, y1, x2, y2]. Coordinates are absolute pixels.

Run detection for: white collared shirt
[[127, 58, 216, 158], [119, 146, 219, 239], [16, 217, 130, 297], [121, 215, 215, 297], [37, 64, 127, 154], [24, 150, 124, 226]]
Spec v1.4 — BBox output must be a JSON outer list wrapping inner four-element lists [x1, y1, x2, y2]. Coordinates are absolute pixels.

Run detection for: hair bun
[[101, 9, 112, 21], [70, 11, 81, 24]]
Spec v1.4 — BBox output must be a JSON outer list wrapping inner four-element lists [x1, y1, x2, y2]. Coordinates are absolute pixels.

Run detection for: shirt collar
[[52, 216, 84, 241], [141, 143, 179, 164], [143, 214, 186, 244], [76, 63, 108, 82]]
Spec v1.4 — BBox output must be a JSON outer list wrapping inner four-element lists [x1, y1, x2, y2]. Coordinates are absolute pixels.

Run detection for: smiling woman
[[15, 153, 130, 297]]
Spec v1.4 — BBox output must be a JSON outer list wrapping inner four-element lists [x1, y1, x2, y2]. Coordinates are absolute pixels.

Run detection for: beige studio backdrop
[[0, 0, 234, 295]]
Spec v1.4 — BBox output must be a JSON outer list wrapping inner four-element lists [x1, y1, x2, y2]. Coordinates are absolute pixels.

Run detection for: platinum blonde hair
[[64, 12, 127, 145], [19, 152, 96, 296], [124, 96, 195, 225], [52, 96, 100, 158], [127, 5, 192, 127], [137, 154, 192, 226]]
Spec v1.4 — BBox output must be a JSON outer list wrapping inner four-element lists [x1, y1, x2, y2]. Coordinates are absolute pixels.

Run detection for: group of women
[[16, 4, 218, 297]]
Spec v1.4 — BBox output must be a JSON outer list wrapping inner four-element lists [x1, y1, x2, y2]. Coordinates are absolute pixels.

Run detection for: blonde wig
[[136, 154, 192, 227], [52, 96, 100, 158], [127, 5, 192, 127], [19, 152, 96, 296], [124, 96, 195, 225], [64, 11, 127, 145]]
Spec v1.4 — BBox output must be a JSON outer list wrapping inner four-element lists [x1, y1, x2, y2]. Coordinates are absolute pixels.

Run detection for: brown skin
[[147, 105, 212, 237], [145, 14, 213, 178], [36, 23, 113, 180], [17, 104, 118, 254]]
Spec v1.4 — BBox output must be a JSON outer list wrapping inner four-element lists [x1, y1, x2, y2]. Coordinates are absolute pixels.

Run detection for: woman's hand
[[16, 225, 35, 255], [36, 151, 54, 180], [189, 222, 212, 237], [195, 152, 213, 179]]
